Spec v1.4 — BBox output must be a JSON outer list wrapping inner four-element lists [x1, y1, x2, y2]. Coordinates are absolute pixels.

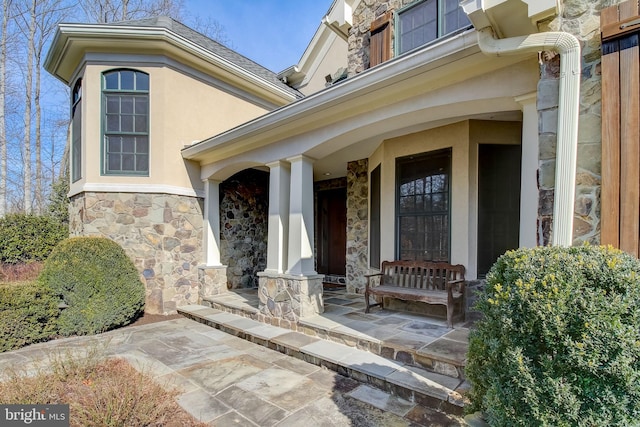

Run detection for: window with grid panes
[[396, 0, 471, 55], [102, 69, 149, 175], [396, 149, 450, 261]]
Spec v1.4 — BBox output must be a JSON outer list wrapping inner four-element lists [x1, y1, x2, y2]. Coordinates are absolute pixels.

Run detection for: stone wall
[[346, 159, 369, 293], [220, 169, 269, 289], [69, 192, 203, 314], [537, 0, 615, 245], [348, 0, 413, 76]]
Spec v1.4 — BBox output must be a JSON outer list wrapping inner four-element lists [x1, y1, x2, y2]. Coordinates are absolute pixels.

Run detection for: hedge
[[39, 237, 145, 336], [0, 214, 67, 264], [0, 282, 59, 352], [466, 245, 640, 426]]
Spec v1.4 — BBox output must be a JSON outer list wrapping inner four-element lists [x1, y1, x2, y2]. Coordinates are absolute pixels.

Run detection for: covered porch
[[183, 26, 543, 324]]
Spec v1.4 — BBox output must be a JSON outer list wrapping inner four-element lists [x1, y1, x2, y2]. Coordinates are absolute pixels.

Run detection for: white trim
[[83, 53, 281, 110], [45, 23, 298, 104], [71, 183, 204, 198], [515, 92, 539, 248]]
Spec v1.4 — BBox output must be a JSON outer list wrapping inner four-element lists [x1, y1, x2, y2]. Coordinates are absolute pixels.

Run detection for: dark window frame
[[101, 69, 150, 176], [370, 164, 381, 268], [395, 0, 472, 56], [71, 78, 82, 183], [395, 148, 451, 262]]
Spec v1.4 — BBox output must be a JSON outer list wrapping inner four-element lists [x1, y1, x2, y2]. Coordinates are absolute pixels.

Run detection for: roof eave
[[182, 29, 482, 162], [44, 23, 299, 104]]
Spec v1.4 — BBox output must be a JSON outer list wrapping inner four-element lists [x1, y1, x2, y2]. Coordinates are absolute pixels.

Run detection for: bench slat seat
[[365, 260, 466, 328]]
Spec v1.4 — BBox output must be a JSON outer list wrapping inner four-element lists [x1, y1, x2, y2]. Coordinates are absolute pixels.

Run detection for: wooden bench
[[365, 260, 466, 328]]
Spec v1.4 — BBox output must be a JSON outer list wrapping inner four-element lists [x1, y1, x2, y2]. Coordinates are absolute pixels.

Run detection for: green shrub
[[466, 245, 640, 426], [48, 172, 70, 225], [39, 237, 145, 336], [0, 214, 67, 264], [0, 282, 59, 352]]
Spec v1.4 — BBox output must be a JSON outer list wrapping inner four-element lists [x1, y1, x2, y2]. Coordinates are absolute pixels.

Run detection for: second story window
[[396, 0, 471, 55], [102, 69, 149, 175]]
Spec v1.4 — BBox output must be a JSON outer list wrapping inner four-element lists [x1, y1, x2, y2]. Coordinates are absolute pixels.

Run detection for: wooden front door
[[477, 144, 521, 277], [316, 188, 347, 276]]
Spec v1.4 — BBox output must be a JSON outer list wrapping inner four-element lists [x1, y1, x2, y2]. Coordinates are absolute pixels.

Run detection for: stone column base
[[198, 265, 229, 302], [257, 272, 324, 322]]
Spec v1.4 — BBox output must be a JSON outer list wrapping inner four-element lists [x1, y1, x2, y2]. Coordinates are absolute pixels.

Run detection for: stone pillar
[[286, 155, 317, 276], [257, 155, 323, 322], [516, 93, 539, 248], [346, 159, 369, 293], [265, 161, 290, 274]]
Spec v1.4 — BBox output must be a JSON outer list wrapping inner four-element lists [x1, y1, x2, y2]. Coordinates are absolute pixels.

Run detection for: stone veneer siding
[[346, 159, 369, 293], [537, 0, 617, 245], [219, 169, 269, 289], [69, 192, 203, 315], [257, 273, 324, 324], [348, 0, 417, 76]]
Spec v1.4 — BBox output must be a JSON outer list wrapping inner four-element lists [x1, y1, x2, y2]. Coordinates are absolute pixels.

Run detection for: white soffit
[[461, 0, 557, 37]]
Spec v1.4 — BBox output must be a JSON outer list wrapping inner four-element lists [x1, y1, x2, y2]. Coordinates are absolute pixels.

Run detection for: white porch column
[[286, 155, 317, 276], [203, 179, 222, 266], [265, 161, 290, 274], [516, 92, 539, 248]]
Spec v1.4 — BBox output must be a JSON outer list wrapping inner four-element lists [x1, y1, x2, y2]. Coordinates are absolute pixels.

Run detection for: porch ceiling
[[183, 29, 538, 181]]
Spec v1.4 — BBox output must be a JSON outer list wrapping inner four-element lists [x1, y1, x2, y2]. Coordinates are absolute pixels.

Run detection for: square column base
[[257, 272, 324, 321], [198, 265, 228, 302]]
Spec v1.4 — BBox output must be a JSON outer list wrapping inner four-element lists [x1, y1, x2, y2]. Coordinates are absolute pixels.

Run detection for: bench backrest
[[379, 260, 465, 291]]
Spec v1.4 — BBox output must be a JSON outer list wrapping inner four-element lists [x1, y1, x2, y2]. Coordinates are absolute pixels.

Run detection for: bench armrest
[[446, 279, 466, 299], [365, 272, 383, 291]]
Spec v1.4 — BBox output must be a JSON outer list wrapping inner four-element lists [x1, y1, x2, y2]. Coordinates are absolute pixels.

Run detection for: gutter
[[476, 27, 581, 247]]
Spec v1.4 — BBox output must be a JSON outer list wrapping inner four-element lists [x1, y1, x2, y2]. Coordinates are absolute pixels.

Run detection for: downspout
[[476, 27, 581, 247]]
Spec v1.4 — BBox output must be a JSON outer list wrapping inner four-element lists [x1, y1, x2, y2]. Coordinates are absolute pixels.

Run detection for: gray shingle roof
[[111, 16, 302, 99]]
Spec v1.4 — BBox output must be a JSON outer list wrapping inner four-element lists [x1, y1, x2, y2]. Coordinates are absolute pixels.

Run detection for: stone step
[[202, 292, 467, 381], [178, 304, 469, 416]]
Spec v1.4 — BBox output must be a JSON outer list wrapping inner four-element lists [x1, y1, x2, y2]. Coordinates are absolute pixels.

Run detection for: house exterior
[[45, 0, 610, 319]]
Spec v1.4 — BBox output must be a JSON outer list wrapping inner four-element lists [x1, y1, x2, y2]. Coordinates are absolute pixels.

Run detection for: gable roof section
[[277, 0, 356, 92], [44, 16, 302, 105]]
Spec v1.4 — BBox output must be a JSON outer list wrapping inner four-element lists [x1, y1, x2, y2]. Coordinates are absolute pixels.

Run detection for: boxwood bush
[[466, 245, 640, 426], [0, 213, 67, 264], [39, 237, 145, 336], [0, 282, 59, 352]]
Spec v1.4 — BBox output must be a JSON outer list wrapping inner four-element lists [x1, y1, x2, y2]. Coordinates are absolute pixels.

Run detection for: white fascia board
[[461, 0, 557, 36], [45, 23, 297, 104], [182, 29, 481, 161], [73, 183, 204, 198]]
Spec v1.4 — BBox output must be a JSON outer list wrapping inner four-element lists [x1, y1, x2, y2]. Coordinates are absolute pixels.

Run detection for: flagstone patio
[[179, 286, 473, 415]]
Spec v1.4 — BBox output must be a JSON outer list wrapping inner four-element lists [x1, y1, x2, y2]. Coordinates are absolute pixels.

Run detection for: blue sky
[[185, 1, 334, 73]]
